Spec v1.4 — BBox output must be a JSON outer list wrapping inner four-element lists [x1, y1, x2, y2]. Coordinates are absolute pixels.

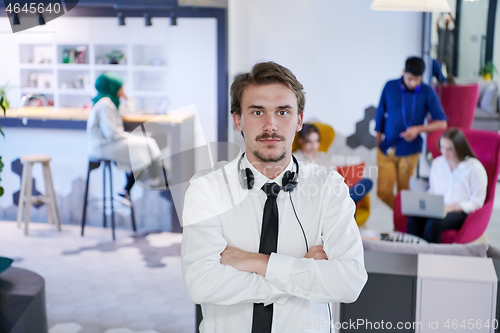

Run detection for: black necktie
[[252, 182, 280, 333]]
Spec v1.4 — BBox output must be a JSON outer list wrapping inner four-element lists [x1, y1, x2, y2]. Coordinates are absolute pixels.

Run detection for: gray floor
[[1, 184, 499, 333], [0, 222, 194, 333]]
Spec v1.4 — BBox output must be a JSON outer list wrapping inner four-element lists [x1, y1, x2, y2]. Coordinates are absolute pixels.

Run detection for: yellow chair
[[293, 122, 370, 226], [292, 122, 335, 153]]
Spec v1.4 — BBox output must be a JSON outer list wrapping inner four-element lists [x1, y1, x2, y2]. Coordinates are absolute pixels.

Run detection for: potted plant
[[479, 62, 498, 81], [0, 82, 10, 197], [106, 50, 125, 65]]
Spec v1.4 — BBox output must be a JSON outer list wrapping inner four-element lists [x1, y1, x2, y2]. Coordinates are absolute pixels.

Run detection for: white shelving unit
[[19, 43, 169, 110]]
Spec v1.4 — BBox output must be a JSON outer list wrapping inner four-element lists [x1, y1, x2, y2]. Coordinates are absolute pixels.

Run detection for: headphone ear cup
[[245, 168, 254, 190], [282, 170, 292, 187]]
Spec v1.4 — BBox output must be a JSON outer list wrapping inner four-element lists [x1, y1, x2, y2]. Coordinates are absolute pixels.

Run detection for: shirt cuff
[[459, 201, 478, 214], [265, 253, 294, 286]]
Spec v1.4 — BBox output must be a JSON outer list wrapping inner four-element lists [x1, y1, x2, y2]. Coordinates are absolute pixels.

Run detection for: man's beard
[[253, 133, 287, 163], [253, 149, 286, 163]]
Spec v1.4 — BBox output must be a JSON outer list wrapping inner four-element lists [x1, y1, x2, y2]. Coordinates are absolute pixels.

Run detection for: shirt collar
[[243, 154, 295, 193]]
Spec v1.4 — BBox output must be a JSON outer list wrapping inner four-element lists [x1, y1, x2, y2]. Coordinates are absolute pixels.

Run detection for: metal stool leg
[[103, 163, 107, 228], [108, 161, 116, 241], [81, 162, 92, 236], [130, 202, 137, 232]]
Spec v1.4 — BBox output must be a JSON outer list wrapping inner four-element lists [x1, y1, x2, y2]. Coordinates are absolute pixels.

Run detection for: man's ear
[[296, 112, 304, 132], [233, 112, 243, 132]]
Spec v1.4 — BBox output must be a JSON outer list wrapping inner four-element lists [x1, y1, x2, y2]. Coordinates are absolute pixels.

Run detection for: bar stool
[[16, 155, 61, 235], [81, 159, 136, 240]]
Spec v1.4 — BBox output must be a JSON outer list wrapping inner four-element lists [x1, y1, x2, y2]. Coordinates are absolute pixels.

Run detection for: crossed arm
[[221, 245, 327, 276]]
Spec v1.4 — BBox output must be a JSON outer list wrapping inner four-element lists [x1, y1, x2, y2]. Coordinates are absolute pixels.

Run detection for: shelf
[[21, 88, 54, 95], [20, 64, 53, 70], [19, 44, 53, 66], [59, 89, 94, 96], [132, 91, 168, 97], [95, 65, 128, 71], [57, 64, 90, 70], [95, 45, 127, 66], [132, 65, 167, 72], [19, 43, 170, 108], [57, 44, 89, 65]]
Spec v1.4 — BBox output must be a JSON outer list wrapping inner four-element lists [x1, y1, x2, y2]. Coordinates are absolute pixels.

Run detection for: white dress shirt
[[181, 154, 367, 333], [428, 155, 488, 214]]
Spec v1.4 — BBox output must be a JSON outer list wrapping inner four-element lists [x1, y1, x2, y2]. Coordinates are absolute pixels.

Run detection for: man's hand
[[221, 246, 269, 276], [304, 246, 328, 260], [400, 126, 421, 142], [376, 132, 383, 144]]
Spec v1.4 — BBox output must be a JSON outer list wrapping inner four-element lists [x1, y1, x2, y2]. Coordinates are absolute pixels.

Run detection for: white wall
[[229, 0, 423, 138]]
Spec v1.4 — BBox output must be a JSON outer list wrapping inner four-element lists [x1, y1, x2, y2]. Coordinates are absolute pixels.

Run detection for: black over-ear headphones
[[237, 153, 299, 192]]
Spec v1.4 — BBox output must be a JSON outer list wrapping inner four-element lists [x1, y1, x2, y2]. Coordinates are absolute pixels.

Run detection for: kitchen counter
[[0, 107, 194, 130]]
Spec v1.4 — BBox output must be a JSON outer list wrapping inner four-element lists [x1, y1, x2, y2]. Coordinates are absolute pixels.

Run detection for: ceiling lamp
[[170, 11, 177, 26], [38, 13, 45, 25], [117, 12, 125, 26], [144, 13, 152, 26], [371, 0, 451, 12], [13, 13, 20, 25]]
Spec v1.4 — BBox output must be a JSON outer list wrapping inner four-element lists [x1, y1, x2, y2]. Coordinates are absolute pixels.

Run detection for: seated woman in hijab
[[87, 72, 164, 200], [294, 123, 373, 203]]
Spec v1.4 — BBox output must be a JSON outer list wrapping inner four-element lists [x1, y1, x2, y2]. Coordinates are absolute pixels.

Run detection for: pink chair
[[394, 129, 500, 243], [434, 84, 479, 129]]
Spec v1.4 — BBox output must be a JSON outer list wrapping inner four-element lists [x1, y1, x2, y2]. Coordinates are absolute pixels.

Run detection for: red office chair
[[393, 129, 500, 243], [434, 84, 479, 129]]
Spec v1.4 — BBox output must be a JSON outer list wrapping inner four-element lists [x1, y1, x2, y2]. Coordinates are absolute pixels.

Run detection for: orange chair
[[293, 123, 370, 226]]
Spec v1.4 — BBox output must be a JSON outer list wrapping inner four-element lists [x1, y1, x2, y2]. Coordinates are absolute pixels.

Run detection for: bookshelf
[[19, 43, 169, 110]]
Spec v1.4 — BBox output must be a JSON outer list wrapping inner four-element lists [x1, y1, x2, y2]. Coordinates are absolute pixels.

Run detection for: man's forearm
[[416, 120, 447, 134]]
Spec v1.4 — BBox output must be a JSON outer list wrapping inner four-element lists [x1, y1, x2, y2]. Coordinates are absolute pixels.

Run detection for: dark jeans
[[407, 212, 468, 243], [349, 178, 373, 204], [124, 172, 135, 192]]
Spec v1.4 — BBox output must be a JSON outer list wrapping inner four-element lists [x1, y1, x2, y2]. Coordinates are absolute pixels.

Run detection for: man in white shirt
[[181, 62, 367, 333]]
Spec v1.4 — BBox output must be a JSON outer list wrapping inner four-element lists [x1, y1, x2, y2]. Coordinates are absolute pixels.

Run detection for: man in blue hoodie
[[375, 57, 447, 209]]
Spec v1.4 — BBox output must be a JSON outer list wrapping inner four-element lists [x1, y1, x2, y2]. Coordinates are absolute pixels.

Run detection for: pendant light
[[371, 0, 451, 12]]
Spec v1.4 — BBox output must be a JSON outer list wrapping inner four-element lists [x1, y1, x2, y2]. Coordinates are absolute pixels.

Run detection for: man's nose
[[263, 114, 278, 131]]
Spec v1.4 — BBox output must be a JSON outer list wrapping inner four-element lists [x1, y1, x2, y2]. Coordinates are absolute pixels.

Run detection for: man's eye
[[278, 110, 288, 115], [253, 110, 262, 115]]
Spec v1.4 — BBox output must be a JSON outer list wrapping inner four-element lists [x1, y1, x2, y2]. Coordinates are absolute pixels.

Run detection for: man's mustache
[[255, 133, 286, 141]]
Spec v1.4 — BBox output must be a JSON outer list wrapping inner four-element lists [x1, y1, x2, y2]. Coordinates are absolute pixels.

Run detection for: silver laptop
[[400, 190, 446, 219]]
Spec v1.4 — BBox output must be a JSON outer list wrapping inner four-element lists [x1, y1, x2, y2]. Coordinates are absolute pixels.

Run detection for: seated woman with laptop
[[406, 128, 487, 243]]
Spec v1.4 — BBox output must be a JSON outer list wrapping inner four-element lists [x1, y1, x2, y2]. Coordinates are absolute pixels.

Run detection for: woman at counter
[[86, 72, 163, 200]]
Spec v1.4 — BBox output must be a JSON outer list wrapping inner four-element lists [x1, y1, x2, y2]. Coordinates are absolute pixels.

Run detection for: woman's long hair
[[439, 128, 476, 161]]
